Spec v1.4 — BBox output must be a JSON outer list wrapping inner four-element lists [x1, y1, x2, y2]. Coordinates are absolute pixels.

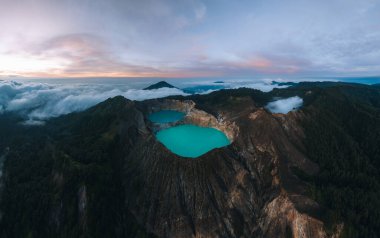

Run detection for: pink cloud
[[234, 58, 273, 69], [0, 33, 312, 78]]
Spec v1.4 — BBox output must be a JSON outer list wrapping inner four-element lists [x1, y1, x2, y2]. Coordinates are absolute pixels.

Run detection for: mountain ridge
[[143, 81, 177, 90], [0, 82, 379, 237]]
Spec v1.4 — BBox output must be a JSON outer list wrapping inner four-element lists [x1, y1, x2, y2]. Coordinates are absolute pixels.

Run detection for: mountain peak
[[143, 81, 176, 90]]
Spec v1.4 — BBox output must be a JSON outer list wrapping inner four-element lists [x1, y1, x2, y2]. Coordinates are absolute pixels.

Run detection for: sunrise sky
[[1, 0, 380, 78]]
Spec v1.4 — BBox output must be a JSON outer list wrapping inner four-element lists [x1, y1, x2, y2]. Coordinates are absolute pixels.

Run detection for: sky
[[1, 0, 380, 78]]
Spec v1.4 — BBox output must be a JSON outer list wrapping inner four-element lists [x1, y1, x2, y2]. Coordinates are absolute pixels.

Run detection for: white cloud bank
[[232, 82, 288, 92], [179, 78, 290, 94], [0, 79, 301, 125], [0, 80, 187, 124], [265, 96, 303, 114]]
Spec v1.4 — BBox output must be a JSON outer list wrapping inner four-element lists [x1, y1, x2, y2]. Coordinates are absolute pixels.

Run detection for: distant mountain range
[[0, 82, 380, 237], [143, 81, 177, 90], [143, 80, 226, 94]]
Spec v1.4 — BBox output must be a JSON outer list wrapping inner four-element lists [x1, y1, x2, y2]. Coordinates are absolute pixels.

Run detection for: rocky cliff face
[[0, 89, 348, 238], [139, 99, 238, 141], [119, 97, 335, 238], [261, 193, 327, 238]]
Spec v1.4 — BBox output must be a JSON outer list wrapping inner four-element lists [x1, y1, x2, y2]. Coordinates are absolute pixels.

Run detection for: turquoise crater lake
[[156, 124, 231, 158], [148, 110, 185, 123]]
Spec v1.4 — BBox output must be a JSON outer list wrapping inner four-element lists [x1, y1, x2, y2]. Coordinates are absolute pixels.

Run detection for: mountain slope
[[143, 81, 177, 90], [0, 97, 156, 238], [298, 85, 380, 237], [0, 83, 379, 237]]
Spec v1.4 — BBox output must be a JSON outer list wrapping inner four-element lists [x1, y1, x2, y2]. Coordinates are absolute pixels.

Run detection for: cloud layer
[[0, 78, 296, 124], [265, 96, 303, 114], [0, 80, 187, 124], [180, 78, 289, 93]]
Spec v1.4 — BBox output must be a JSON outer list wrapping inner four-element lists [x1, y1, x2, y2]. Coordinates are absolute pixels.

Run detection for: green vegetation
[[298, 85, 380, 237], [0, 97, 155, 238], [1, 83, 380, 237]]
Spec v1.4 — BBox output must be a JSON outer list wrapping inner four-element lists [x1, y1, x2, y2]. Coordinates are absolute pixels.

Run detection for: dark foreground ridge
[[143, 81, 177, 90], [0, 82, 379, 237]]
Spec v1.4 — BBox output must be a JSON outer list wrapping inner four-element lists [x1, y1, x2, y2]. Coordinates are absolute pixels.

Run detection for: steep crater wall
[[139, 99, 238, 142]]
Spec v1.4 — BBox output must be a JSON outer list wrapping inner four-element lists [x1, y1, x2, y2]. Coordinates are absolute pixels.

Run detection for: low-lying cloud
[[180, 79, 290, 93], [0, 80, 187, 124], [265, 96, 303, 114], [0, 79, 300, 125], [231, 82, 288, 92]]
